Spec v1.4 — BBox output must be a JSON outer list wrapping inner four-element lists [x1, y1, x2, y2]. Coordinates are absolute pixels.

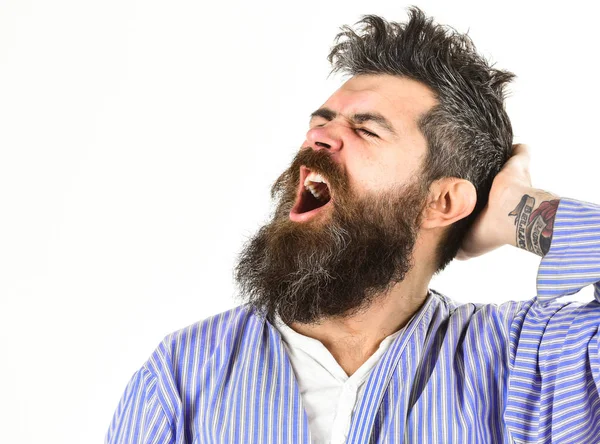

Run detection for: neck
[[288, 270, 431, 376]]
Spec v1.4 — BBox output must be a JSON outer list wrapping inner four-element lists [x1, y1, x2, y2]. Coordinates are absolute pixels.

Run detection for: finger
[[512, 143, 531, 159], [455, 248, 470, 261]]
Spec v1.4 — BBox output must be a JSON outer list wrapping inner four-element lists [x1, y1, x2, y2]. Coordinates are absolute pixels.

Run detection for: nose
[[305, 123, 343, 152]]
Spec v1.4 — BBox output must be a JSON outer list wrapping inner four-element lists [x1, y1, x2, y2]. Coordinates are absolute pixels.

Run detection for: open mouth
[[289, 166, 333, 222]]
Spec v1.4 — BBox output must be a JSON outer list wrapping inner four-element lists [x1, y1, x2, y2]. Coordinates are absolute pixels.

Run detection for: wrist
[[502, 186, 560, 255]]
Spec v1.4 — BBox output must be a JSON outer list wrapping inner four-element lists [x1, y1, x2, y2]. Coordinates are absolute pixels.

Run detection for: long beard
[[233, 148, 428, 327]]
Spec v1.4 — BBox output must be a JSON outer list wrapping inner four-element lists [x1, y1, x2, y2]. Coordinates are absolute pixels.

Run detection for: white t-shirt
[[272, 314, 404, 444]]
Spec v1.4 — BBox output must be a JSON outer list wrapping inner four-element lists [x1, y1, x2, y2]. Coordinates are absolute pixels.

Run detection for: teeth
[[302, 170, 331, 202], [305, 183, 330, 201], [303, 171, 328, 187]]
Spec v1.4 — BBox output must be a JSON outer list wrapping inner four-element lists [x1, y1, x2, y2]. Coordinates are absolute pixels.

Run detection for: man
[[106, 7, 600, 443]]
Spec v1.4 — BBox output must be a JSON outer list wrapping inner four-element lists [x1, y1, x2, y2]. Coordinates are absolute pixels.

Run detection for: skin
[[457, 143, 559, 260], [287, 74, 477, 375], [287, 74, 559, 376]]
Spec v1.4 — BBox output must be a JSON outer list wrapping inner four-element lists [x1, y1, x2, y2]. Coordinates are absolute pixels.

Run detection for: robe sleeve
[[504, 197, 600, 442], [536, 197, 600, 303], [106, 336, 182, 444]]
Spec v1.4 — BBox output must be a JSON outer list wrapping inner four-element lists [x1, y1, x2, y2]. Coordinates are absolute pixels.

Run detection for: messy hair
[[328, 6, 515, 273]]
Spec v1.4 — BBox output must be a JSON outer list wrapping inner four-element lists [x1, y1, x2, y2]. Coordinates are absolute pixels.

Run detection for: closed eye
[[356, 128, 378, 138], [310, 122, 379, 139]]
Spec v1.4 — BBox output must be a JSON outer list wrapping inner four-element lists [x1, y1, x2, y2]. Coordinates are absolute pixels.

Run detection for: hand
[[455, 144, 535, 260]]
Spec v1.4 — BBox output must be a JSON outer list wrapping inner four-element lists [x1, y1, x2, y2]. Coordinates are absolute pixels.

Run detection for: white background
[[1, 0, 599, 442]]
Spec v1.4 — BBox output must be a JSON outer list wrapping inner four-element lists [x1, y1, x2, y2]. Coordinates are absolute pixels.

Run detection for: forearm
[[498, 186, 561, 256]]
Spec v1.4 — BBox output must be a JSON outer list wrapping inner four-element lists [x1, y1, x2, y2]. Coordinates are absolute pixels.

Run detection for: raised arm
[[457, 143, 600, 302], [456, 144, 600, 441]]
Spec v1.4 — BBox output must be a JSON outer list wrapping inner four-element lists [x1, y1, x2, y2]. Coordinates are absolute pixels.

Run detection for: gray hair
[[327, 6, 515, 272]]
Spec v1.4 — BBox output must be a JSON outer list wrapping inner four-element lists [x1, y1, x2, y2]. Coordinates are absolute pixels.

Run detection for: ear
[[421, 178, 477, 229]]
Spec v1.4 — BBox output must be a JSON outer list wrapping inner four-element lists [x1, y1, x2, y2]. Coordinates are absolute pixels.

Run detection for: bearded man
[[107, 7, 600, 443]]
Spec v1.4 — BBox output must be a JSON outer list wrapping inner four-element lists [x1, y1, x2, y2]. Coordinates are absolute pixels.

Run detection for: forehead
[[322, 74, 438, 133]]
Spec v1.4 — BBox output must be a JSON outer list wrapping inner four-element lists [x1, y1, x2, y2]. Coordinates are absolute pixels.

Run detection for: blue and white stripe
[[107, 197, 600, 443]]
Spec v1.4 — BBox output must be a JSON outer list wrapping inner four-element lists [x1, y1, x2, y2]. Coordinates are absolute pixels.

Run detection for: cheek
[[344, 150, 421, 197], [344, 156, 378, 194], [382, 154, 421, 186], [355, 162, 413, 195]]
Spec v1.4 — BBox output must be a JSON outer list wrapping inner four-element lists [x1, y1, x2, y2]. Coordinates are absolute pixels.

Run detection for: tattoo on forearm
[[508, 194, 559, 256]]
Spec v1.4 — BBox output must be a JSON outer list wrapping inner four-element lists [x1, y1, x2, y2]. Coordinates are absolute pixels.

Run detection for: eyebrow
[[309, 107, 398, 137]]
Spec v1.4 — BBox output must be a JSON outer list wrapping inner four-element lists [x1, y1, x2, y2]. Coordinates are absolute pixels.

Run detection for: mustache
[[270, 147, 348, 201]]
